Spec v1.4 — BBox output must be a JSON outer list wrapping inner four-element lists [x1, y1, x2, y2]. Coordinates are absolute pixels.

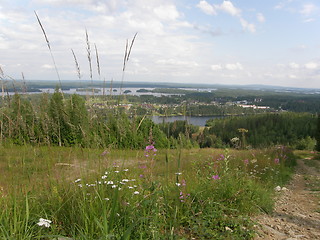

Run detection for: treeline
[[204, 113, 317, 149], [0, 92, 318, 150]]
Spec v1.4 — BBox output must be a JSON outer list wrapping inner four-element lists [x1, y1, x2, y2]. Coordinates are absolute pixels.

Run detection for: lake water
[[150, 115, 225, 126]]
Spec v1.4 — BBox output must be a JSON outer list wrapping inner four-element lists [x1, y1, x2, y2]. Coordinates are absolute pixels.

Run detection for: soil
[[253, 158, 320, 240]]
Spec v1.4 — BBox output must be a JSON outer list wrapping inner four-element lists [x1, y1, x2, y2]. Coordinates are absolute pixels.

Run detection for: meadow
[[0, 144, 296, 239]]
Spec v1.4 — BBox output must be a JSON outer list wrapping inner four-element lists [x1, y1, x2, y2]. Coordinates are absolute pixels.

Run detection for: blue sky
[[0, 0, 320, 88]]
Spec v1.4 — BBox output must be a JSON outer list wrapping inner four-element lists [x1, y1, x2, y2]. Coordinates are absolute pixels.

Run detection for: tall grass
[[0, 145, 297, 239]]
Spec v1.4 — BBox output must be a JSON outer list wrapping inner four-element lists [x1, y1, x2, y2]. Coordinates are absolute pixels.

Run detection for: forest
[[0, 88, 319, 151]]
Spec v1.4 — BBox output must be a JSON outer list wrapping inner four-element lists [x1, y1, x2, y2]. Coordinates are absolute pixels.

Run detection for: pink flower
[[243, 159, 249, 165], [145, 145, 155, 150], [212, 174, 220, 180], [274, 158, 280, 164]]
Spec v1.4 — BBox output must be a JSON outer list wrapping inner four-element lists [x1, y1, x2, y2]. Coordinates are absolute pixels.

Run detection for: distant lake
[[8, 88, 181, 97], [151, 115, 225, 126]]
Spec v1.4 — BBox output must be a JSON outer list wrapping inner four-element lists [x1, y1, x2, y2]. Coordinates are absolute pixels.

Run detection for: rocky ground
[[254, 158, 320, 240]]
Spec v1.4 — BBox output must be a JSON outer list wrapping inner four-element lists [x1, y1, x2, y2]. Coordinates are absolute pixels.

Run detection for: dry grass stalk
[[34, 11, 62, 91], [119, 32, 138, 101], [85, 30, 93, 90], [71, 49, 81, 80]]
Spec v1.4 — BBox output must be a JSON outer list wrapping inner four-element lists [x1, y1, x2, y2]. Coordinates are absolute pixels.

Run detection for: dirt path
[[254, 158, 320, 240]]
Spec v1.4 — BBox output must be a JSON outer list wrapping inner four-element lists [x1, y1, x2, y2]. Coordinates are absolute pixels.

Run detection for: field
[[0, 144, 297, 239]]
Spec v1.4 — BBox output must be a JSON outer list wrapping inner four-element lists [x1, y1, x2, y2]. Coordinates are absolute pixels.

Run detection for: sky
[[0, 0, 320, 88]]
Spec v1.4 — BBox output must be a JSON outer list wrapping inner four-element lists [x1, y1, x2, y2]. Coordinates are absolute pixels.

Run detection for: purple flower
[[212, 174, 220, 180], [145, 145, 155, 150], [139, 174, 144, 178], [274, 158, 280, 164], [243, 159, 249, 165]]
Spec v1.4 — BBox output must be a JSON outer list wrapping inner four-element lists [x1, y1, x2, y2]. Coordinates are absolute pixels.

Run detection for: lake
[[150, 115, 225, 126]]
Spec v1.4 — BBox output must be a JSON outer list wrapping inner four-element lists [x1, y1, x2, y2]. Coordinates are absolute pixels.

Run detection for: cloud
[[305, 61, 318, 70], [216, 0, 241, 17], [211, 62, 244, 71], [196, 0, 216, 15], [289, 62, 299, 69], [300, 3, 318, 16], [197, 1, 255, 33], [211, 64, 222, 70], [257, 13, 265, 23], [240, 18, 256, 33], [225, 62, 243, 70], [153, 5, 180, 21], [42, 64, 54, 69]]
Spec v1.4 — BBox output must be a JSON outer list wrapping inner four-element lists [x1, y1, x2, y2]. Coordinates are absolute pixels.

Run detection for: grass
[[0, 144, 297, 239]]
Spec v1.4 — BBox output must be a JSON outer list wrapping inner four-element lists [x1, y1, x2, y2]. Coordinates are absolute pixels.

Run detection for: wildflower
[[176, 183, 181, 187], [114, 170, 120, 173], [139, 165, 147, 169], [37, 218, 52, 228], [128, 186, 134, 189], [104, 198, 110, 201], [122, 179, 129, 182], [74, 178, 81, 183], [78, 184, 83, 188], [274, 158, 280, 164], [111, 185, 117, 188], [107, 181, 114, 185], [123, 169, 129, 172], [133, 191, 139, 195], [101, 150, 109, 156], [243, 159, 249, 165], [175, 172, 182, 175], [212, 174, 220, 180], [145, 145, 155, 151], [101, 175, 107, 179], [139, 174, 144, 178], [181, 179, 186, 186]]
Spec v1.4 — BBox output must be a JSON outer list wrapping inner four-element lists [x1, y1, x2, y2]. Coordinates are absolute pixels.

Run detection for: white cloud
[[257, 13, 265, 23], [300, 3, 318, 16], [197, 1, 255, 33], [305, 62, 318, 70], [225, 62, 243, 70], [211, 64, 222, 70], [216, 0, 241, 17], [42, 64, 54, 69], [196, 0, 216, 15], [289, 62, 299, 69], [240, 18, 256, 33], [153, 5, 180, 21]]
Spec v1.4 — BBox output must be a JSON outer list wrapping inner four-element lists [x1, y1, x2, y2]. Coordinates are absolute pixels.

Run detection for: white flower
[[133, 191, 139, 195], [122, 179, 129, 182], [175, 172, 182, 175], [104, 198, 110, 201], [114, 171, 120, 173], [37, 218, 52, 228], [112, 185, 117, 188], [274, 186, 281, 192], [74, 178, 81, 183], [107, 181, 114, 185], [123, 169, 129, 172], [101, 175, 107, 179], [128, 186, 134, 189], [176, 183, 181, 187], [78, 184, 83, 188]]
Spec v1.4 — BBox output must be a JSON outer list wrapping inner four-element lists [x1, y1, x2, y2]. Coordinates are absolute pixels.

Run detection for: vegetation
[[0, 145, 297, 239], [206, 113, 317, 149]]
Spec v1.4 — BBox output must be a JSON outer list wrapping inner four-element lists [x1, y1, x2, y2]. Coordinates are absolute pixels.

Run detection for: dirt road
[[254, 158, 320, 240]]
